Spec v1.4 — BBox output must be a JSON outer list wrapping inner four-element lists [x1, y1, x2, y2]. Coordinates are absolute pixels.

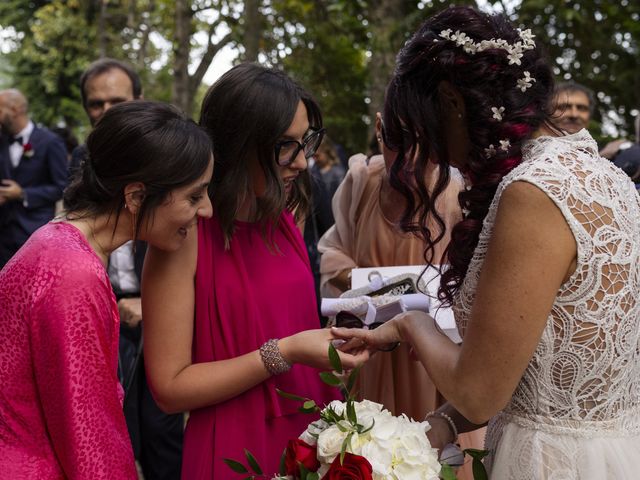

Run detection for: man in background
[[74, 58, 183, 480], [552, 81, 595, 134], [0, 89, 67, 268]]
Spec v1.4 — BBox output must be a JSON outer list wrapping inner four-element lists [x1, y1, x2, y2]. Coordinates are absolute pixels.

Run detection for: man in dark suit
[[72, 59, 183, 480], [0, 89, 68, 268]]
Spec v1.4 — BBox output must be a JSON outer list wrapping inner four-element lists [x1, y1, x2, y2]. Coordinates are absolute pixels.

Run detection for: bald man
[[0, 89, 68, 268]]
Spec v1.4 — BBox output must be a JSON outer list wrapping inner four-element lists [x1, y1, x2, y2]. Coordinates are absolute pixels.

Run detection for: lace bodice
[[453, 130, 640, 427]]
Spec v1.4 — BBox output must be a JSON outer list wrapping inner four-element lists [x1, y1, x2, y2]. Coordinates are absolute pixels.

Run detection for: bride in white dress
[[334, 6, 640, 479]]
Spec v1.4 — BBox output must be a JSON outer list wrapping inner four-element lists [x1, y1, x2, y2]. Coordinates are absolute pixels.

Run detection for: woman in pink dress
[[142, 64, 361, 479], [0, 101, 214, 479]]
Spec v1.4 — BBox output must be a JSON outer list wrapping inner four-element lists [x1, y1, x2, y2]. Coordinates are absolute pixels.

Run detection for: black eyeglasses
[[335, 311, 400, 352], [274, 127, 325, 167]]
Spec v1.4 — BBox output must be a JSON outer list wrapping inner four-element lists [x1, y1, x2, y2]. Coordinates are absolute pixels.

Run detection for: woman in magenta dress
[[0, 101, 214, 479], [142, 64, 359, 479]]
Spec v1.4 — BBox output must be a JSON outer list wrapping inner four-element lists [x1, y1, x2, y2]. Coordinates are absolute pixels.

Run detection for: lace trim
[[495, 408, 640, 438]]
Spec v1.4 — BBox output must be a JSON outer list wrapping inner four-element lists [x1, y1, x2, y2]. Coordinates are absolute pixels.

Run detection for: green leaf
[[439, 462, 458, 480], [464, 449, 490, 461], [279, 447, 287, 476], [346, 365, 362, 394], [319, 371, 343, 386], [223, 458, 248, 473], [303, 400, 317, 410], [244, 449, 263, 475], [346, 400, 358, 425], [471, 457, 488, 480], [463, 448, 489, 480], [276, 388, 310, 403], [307, 473, 320, 480], [328, 342, 343, 374], [339, 432, 354, 464], [357, 418, 375, 434]]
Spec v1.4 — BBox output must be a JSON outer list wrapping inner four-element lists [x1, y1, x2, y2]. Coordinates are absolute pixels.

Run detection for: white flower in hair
[[499, 139, 511, 151], [507, 50, 523, 65], [440, 29, 453, 39], [491, 106, 505, 121], [484, 144, 497, 158], [517, 71, 537, 92], [518, 28, 536, 48]]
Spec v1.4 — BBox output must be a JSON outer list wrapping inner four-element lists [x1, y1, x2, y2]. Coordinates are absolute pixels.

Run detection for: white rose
[[359, 439, 393, 478], [324, 400, 346, 417], [392, 458, 440, 480], [317, 425, 349, 464]]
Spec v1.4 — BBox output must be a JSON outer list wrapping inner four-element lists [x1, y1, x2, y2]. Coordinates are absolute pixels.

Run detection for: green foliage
[[2, 0, 638, 147], [513, 0, 640, 141]]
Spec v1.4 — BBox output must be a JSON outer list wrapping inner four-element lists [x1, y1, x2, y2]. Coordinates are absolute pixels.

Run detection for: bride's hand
[[331, 317, 404, 353], [332, 311, 435, 353]]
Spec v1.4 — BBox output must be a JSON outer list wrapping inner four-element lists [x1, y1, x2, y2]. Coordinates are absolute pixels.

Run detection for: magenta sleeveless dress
[[182, 212, 338, 479]]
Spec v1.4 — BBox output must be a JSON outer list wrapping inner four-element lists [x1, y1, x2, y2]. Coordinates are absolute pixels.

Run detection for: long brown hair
[[199, 63, 321, 248]]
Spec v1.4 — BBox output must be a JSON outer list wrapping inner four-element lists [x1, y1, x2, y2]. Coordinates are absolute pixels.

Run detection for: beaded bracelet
[[259, 338, 292, 376], [425, 410, 458, 443]]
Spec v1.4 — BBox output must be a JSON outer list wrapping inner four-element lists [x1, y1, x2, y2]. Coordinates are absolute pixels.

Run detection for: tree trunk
[[172, 0, 192, 114], [368, 0, 405, 130], [243, 0, 261, 62], [97, 0, 108, 57]]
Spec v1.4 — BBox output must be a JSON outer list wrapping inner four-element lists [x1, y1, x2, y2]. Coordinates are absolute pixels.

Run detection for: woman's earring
[[457, 113, 462, 119], [376, 136, 382, 143]]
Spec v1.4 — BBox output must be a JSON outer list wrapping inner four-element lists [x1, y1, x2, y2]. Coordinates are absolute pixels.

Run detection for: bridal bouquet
[[277, 397, 441, 479], [226, 345, 487, 480]]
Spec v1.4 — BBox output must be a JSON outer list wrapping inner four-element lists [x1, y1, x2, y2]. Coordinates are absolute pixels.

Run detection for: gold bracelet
[[425, 410, 458, 443], [259, 338, 292, 376]]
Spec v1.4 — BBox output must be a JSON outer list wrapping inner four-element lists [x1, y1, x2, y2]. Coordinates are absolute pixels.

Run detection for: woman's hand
[[278, 328, 370, 370], [331, 311, 436, 353]]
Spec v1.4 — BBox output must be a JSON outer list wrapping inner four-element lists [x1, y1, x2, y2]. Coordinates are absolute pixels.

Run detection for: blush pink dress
[[182, 212, 338, 479], [0, 222, 137, 479]]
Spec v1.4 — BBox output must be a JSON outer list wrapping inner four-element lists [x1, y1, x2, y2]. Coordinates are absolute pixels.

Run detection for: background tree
[[516, 0, 640, 142], [1, 0, 638, 151]]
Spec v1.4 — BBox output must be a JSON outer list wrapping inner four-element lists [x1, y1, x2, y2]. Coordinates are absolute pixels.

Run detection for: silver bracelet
[[259, 338, 292, 376], [425, 410, 458, 442]]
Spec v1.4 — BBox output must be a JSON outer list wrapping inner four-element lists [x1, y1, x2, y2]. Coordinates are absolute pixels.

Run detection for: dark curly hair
[[383, 6, 555, 305], [199, 63, 319, 248]]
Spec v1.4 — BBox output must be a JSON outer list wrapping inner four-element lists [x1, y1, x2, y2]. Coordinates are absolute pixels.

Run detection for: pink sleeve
[[30, 263, 137, 479], [318, 154, 370, 297]]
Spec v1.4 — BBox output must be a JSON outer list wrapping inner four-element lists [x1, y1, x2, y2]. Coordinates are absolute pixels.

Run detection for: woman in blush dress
[[317, 114, 484, 480], [334, 6, 640, 479], [0, 101, 214, 480], [142, 64, 361, 479]]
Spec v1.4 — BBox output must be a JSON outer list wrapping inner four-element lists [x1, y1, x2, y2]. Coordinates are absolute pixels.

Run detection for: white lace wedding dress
[[453, 129, 640, 479]]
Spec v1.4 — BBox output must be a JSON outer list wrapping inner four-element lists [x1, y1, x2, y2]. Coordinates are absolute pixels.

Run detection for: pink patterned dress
[[0, 222, 137, 479], [182, 212, 338, 479]]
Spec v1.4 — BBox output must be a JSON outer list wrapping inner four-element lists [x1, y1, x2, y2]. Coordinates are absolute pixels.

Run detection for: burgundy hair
[[383, 6, 555, 304]]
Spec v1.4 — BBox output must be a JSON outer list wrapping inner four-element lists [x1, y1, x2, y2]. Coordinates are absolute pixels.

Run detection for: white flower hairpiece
[[439, 27, 536, 161], [484, 144, 497, 158], [517, 71, 536, 92], [439, 27, 536, 65]]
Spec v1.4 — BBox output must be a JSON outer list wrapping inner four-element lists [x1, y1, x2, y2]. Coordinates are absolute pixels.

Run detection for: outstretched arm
[[334, 181, 576, 424], [142, 228, 363, 414]]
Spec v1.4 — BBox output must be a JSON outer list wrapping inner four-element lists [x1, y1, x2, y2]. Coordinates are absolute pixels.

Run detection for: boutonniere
[[22, 142, 34, 158]]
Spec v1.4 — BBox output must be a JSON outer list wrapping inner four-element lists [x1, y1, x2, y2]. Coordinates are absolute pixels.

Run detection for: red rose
[[321, 453, 373, 480], [285, 439, 320, 475], [22, 142, 34, 158]]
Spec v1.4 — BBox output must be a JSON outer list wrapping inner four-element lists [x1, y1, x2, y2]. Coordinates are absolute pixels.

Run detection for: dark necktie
[[8, 136, 23, 145]]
